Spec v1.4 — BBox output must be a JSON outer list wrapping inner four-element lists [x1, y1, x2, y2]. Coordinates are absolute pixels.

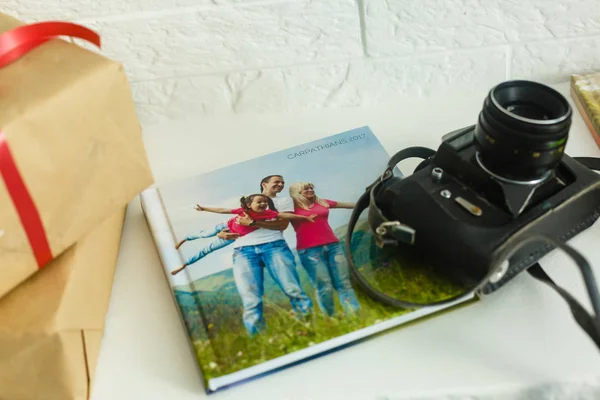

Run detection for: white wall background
[[3, 0, 600, 128]]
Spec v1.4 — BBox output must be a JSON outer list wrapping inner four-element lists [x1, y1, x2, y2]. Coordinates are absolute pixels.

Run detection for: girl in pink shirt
[[171, 194, 316, 276], [289, 182, 360, 316]]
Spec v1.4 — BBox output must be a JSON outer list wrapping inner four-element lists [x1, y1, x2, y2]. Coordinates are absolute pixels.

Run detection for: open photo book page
[[140, 126, 476, 393]]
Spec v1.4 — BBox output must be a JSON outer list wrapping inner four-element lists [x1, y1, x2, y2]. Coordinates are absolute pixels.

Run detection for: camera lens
[[474, 80, 572, 182]]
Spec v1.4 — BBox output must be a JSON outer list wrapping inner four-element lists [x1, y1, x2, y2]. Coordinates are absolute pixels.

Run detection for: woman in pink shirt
[[289, 182, 361, 316]]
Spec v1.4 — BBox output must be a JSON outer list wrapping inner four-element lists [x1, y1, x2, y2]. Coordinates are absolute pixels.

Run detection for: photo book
[[571, 72, 600, 149], [140, 126, 477, 393]]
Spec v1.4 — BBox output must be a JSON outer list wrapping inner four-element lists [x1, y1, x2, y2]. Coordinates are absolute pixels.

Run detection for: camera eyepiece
[[474, 80, 572, 182]]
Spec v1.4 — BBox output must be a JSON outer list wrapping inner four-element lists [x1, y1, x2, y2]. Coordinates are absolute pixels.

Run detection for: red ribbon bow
[[0, 21, 101, 268]]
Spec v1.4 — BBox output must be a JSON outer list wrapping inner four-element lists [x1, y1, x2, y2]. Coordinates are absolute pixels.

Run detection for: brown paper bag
[[0, 208, 126, 400], [0, 13, 154, 298]]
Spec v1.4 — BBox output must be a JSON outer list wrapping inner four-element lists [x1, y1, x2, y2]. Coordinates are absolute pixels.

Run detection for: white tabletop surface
[[91, 82, 600, 400]]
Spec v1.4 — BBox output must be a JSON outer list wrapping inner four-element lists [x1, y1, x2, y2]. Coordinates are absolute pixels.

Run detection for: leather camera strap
[[345, 146, 451, 309], [344, 152, 600, 350], [527, 263, 600, 348], [366, 146, 435, 248]]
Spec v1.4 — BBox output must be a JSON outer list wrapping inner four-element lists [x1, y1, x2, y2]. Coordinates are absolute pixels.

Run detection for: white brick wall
[[3, 0, 600, 127]]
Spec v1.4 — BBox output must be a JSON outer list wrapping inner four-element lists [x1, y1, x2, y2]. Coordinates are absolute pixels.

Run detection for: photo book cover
[[140, 126, 472, 392]]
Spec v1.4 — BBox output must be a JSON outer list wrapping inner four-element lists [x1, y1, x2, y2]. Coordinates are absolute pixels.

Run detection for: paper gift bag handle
[[0, 21, 101, 68], [0, 21, 101, 268]]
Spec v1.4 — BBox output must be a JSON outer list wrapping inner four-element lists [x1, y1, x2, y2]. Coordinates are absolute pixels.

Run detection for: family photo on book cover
[[172, 175, 360, 336], [143, 127, 469, 388]]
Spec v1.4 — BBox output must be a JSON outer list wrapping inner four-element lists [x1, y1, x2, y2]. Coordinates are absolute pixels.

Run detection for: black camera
[[373, 80, 600, 295], [345, 80, 600, 329]]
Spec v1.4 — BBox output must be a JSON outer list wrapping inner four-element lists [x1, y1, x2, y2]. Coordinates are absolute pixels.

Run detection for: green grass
[[189, 288, 413, 381], [177, 222, 472, 382], [357, 248, 470, 305]]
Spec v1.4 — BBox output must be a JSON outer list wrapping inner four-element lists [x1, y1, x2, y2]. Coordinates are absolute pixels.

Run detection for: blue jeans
[[232, 240, 313, 336], [298, 242, 360, 316], [184, 222, 233, 266]]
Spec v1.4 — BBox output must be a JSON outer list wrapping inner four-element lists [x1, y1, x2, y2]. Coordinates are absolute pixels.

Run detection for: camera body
[[375, 125, 600, 294]]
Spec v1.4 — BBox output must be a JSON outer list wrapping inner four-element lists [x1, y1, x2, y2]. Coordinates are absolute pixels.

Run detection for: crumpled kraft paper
[[0, 208, 126, 400], [0, 12, 154, 298]]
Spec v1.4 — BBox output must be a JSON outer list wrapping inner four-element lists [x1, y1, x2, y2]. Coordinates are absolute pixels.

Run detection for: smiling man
[[217, 175, 313, 336]]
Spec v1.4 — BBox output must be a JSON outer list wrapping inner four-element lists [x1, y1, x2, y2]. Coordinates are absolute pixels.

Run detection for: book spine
[[139, 189, 218, 392]]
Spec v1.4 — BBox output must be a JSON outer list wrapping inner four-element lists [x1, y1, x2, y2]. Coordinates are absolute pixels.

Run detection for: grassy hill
[[172, 218, 470, 381]]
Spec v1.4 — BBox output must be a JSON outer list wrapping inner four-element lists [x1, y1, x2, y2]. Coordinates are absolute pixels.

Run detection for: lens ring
[[474, 80, 572, 181], [490, 81, 571, 126], [475, 151, 552, 185]]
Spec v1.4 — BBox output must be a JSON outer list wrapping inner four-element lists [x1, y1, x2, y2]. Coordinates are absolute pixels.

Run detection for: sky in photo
[[158, 126, 393, 285]]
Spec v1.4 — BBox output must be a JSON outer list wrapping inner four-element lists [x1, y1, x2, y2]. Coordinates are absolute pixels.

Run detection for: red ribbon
[[0, 21, 100, 68], [0, 133, 54, 267], [0, 21, 101, 268]]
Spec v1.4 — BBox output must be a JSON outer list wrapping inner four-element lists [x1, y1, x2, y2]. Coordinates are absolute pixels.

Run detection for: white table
[[91, 82, 600, 400]]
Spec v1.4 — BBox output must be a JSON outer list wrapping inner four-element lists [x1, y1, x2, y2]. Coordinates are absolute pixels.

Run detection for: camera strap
[[527, 263, 600, 348], [344, 146, 443, 309], [536, 156, 600, 349], [365, 146, 436, 248], [345, 151, 600, 349]]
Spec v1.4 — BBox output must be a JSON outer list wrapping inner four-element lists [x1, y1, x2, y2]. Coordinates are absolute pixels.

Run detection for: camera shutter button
[[431, 167, 444, 181]]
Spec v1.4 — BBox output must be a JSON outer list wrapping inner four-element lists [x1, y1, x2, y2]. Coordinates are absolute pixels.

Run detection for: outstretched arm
[[277, 213, 317, 222], [195, 204, 232, 214], [239, 217, 290, 231], [331, 201, 356, 209]]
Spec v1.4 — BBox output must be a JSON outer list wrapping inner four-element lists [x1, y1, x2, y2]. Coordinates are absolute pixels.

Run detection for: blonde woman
[[288, 182, 360, 316]]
